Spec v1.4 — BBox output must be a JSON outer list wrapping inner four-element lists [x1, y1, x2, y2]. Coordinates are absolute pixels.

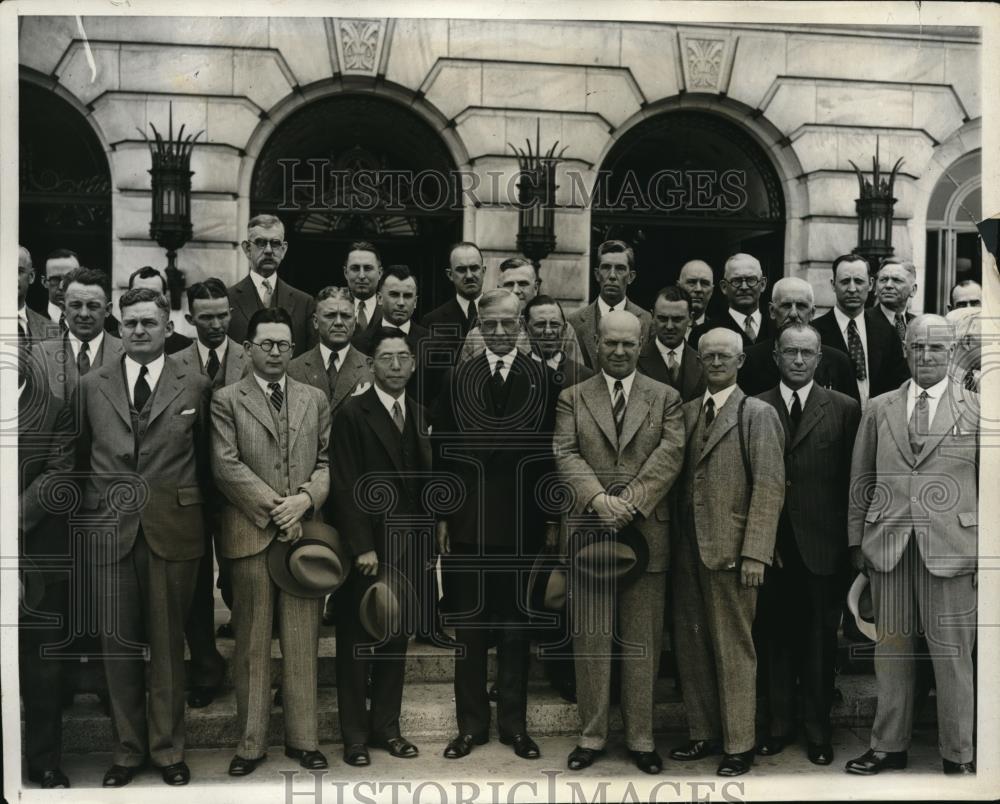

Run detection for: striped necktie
[[612, 380, 626, 438], [268, 381, 284, 412]]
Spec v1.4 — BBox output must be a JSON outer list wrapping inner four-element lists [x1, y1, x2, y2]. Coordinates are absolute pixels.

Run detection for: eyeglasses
[[251, 238, 285, 250], [44, 276, 64, 286], [778, 348, 819, 360], [251, 339, 292, 353], [373, 353, 415, 366], [724, 276, 761, 289], [480, 318, 519, 333]]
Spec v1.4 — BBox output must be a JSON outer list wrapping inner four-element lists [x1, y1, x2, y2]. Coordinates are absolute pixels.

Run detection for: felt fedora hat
[[268, 521, 351, 598], [359, 565, 419, 642], [527, 550, 568, 612], [847, 572, 877, 643], [569, 515, 649, 587]]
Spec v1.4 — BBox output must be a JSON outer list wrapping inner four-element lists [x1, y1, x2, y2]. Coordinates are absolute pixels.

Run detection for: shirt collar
[[833, 305, 865, 333], [373, 382, 405, 417], [728, 307, 761, 329], [250, 270, 277, 298], [319, 342, 351, 369], [124, 353, 165, 392], [485, 347, 517, 372], [353, 294, 377, 318], [48, 302, 62, 322], [254, 372, 285, 395], [655, 338, 684, 364], [911, 375, 949, 402], [779, 380, 813, 409], [880, 304, 903, 324], [602, 370, 636, 399], [196, 337, 229, 367], [597, 296, 629, 317], [703, 383, 739, 410], [455, 294, 482, 316], [68, 328, 104, 358]]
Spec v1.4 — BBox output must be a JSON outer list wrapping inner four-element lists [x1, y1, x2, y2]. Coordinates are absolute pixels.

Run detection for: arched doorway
[[19, 80, 112, 312], [590, 110, 786, 314], [250, 94, 463, 314]]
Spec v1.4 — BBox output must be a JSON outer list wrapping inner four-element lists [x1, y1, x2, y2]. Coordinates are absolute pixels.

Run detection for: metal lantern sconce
[[849, 136, 904, 275], [509, 120, 568, 270]]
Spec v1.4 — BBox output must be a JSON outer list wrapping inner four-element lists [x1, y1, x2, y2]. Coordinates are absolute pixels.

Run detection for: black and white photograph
[[1, 1, 997, 801]]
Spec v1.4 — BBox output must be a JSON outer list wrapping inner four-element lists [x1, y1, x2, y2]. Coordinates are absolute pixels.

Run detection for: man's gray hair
[[478, 288, 519, 314], [315, 286, 354, 304]]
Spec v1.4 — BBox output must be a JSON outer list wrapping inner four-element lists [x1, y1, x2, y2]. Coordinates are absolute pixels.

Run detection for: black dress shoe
[[161, 761, 190, 785], [443, 733, 488, 759], [629, 750, 663, 775], [102, 764, 137, 787], [669, 739, 722, 761], [371, 736, 419, 758], [942, 759, 975, 774], [228, 755, 266, 776], [845, 749, 907, 775], [756, 735, 790, 756], [216, 622, 234, 638], [415, 630, 460, 649], [808, 743, 834, 765], [500, 733, 541, 759], [343, 744, 371, 766], [567, 746, 605, 770], [718, 750, 754, 777], [285, 746, 328, 769], [187, 686, 217, 708], [27, 768, 70, 788]]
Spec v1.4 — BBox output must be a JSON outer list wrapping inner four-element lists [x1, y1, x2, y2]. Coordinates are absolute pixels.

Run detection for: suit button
[[912, 471, 918, 475], [274, 463, 281, 470], [786, 481, 792, 487], [911, 496, 917, 502]]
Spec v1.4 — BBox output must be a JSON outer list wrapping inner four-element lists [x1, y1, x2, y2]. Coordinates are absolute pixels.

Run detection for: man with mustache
[[690, 253, 772, 350], [677, 259, 715, 337]]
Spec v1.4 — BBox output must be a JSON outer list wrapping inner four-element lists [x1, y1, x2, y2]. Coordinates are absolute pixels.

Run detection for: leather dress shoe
[[500, 733, 541, 759], [228, 755, 266, 776], [343, 744, 371, 767], [443, 733, 488, 759], [28, 768, 70, 788], [567, 746, 605, 770], [669, 739, 722, 761], [629, 750, 663, 775], [187, 686, 217, 708], [285, 747, 328, 769], [161, 761, 190, 785], [756, 735, 790, 756], [943, 759, 975, 774], [808, 743, 834, 765], [717, 750, 755, 777], [371, 736, 419, 758], [845, 749, 907, 775], [102, 764, 138, 787], [216, 622, 234, 638]]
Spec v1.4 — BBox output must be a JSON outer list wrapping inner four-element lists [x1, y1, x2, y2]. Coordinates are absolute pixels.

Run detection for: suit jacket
[[23, 306, 60, 341], [567, 299, 652, 370], [210, 373, 331, 560], [420, 296, 476, 338], [328, 387, 432, 560], [173, 338, 248, 389], [459, 328, 584, 369], [848, 381, 978, 577], [689, 309, 775, 350], [756, 384, 861, 575], [38, 333, 124, 400], [287, 343, 373, 418], [420, 297, 478, 405], [637, 340, 706, 402], [73, 354, 212, 564], [811, 308, 910, 398], [226, 274, 316, 357], [349, 300, 384, 351], [680, 388, 785, 570], [554, 372, 685, 572], [738, 337, 859, 400], [544, 353, 594, 390], [165, 330, 194, 356]]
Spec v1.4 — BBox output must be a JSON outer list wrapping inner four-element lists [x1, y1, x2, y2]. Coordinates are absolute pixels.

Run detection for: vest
[[266, 383, 291, 495]]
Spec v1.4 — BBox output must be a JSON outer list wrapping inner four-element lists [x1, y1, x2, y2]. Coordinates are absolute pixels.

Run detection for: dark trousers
[[757, 539, 841, 744], [19, 577, 69, 773], [447, 543, 530, 738], [184, 531, 225, 688]]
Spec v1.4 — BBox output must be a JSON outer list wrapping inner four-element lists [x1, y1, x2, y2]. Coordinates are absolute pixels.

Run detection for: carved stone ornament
[[337, 18, 384, 73], [685, 38, 725, 90]]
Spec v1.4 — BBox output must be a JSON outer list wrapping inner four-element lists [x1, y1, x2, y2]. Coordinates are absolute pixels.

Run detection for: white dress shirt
[[124, 354, 165, 406], [907, 376, 949, 425], [833, 306, 870, 405], [374, 384, 406, 423], [655, 338, 684, 372], [485, 347, 517, 381], [254, 372, 286, 399], [353, 295, 378, 326], [602, 370, 636, 403], [47, 301, 62, 323], [779, 380, 813, 414], [702, 382, 739, 413], [728, 307, 762, 335], [68, 330, 104, 362], [196, 338, 229, 371], [456, 294, 482, 318], [319, 342, 351, 371], [250, 270, 278, 303], [598, 296, 633, 316]]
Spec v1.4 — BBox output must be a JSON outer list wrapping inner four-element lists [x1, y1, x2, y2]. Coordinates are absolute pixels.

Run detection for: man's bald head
[[678, 259, 715, 318], [699, 327, 745, 392], [905, 314, 955, 389], [597, 310, 642, 379], [17, 245, 34, 307]]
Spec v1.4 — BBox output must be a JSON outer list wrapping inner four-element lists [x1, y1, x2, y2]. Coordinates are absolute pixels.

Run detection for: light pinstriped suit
[[210, 372, 330, 759]]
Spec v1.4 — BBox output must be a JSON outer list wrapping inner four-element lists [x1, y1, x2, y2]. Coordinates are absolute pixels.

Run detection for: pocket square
[[351, 382, 372, 397], [180, 408, 196, 415]]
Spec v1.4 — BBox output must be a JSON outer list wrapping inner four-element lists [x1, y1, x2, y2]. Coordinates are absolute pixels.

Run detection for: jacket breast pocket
[[958, 512, 977, 528], [177, 486, 204, 506]]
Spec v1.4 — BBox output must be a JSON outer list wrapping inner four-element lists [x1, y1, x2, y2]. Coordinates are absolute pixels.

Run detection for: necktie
[[268, 381, 284, 412], [18, 316, 26, 347], [744, 315, 757, 343], [607, 305, 616, 313], [704, 397, 716, 427], [77, 340, 91, 377], [666, 350, 679, 385], [908, 390, 929, 455], [260, 278, 272, 306], [467, 300, 478, 331], [356, 300, 368, 331], [133, 365, 150, 411], [206, 348, 220, 380], [58, 313, 67, 334], [612, 380, 626, 438], [391, 400, 405, 434], [492, 358, 505, 389], [326, 352, 339, 395], [964, 367, 980, 393], [894, 313, 907, 343], [846, 319, 867, 381], [789, 390, 803, 436]]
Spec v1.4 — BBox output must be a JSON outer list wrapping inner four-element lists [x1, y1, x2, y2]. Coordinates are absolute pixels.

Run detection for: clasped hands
[[271, 492, 312, 543], [592, 491, 637, 530]]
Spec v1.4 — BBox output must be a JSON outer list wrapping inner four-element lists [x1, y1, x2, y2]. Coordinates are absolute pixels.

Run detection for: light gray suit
[[173, 338, 247, 389], [566, 300, 652, 371], [554, 371, 685, 751], [848, 381, 978, 764], [287, 343, 372, 419], [211, 373, 331, 758], [38, 332, 124, 400]]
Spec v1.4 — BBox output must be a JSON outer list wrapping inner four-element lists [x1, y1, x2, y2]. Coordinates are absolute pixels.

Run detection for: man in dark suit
[[73, 287, 213, 787], [678, 259, 715, 337], [637, 285, 706, 402], [433, 290, 560, 761], [345, 240, 385, 347], [690, 253, 773, 350], [36, 248, 78, 326], [330, 329, 433, 766], [227, 214, 315, 356], [128, 266, 193, 355], [18, 343, 75, 788], [523, 294, 593, 389], [755, 323, 861, 765], [421, 241, 485, 337], [811, 254, 910, 407], [738, 277, 858, 399], [567, 239, 651, 370], [874, 258, 917, 342], [18, 245, 60, 341]]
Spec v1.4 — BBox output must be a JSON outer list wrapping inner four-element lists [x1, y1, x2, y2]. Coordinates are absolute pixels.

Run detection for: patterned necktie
[[356, 300, 368, 331], [704, 397, 716, 427], [790, 390, 803, 436], [894, 313, 907, 343], [327, 352, 339, 395], [206, 348, 220, 380], [391, 400, 405, 434], [666, 350, 679, 385], [908, 390, 929, 454], [260, 278, 272, 307], [77, 340, 91, 377], [268, 381, 284, 412], [744, 315, 757, 343], [612, 380, 626, 438], [133, 365, 150, 412], [964, 367, 980, 393], [846, 319, 867, 381]]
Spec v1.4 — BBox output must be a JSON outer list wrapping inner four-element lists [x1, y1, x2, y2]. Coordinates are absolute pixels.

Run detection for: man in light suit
[[345, 240, 385, 348], [73, 288, 212, 787], [37, 268, 124, 400], [227, 214, 315, 356], [636, 285, 706, 402], [554, 310, 685, 775], [211, 307, 331, 776], [567, 240, 652, 370], [128, 266, 194, 355], [18, 245, 60, 341], [670, 327, 785, 777], [845, 314, 978, 776], [756, 324, 861, 765]]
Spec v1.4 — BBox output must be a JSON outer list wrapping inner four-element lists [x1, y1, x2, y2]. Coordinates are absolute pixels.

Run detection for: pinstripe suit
[[210, 373, 331, 758]]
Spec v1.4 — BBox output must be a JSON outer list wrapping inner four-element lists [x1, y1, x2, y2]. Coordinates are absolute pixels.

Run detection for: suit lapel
[[274, 279, 298, 318], [885, 385, 914, 461], [863, 311, 882, 377], [409, 396, 433, 470], [238, 373, 278, 440], [618, 380, 652, 452], [581, 375, 618, 449], [683, 400, 700, 446], [234, 275, 263, 322], [699, 387, 743, 463], [912, 383, 960, 468], [146, 358, 185, 427], [96, 363, 133, 428], [363, 389, 405, 473], [285, 377, 309, 451], [580, 303, 599, 368], [680, 345, 702, 399], [762, 387, 793, 446], [790, 386, 828, 450], [224, 339, 246, 385], [333, 347, 368, 409]]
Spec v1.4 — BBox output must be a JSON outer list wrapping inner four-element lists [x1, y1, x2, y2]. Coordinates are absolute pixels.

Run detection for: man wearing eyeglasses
[[523, 294, 593, 390], [567, 240, 652, 370], [690, 253, 772, 350], [228, 214, 315, 356], [755, 323, 860, 767], [211, 307, 331, 777]]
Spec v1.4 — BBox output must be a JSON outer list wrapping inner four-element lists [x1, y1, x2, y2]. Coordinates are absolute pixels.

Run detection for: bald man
[[17, 246, 59, 341], [737, 277, 857, 399], [690, 254, 772, 350], [678, 260, 715, 336]]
